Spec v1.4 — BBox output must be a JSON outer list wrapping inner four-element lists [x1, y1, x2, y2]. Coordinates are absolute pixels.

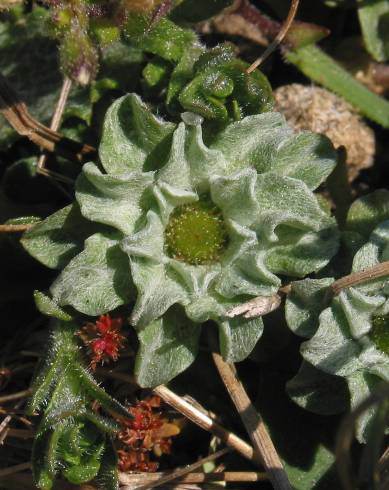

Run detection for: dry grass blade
[[330, 261, 389, 296], [212, 353, 292, 490], [0, 73, 96, 163], [247, 0, 300, 73], [130, 447, 230, 490], [153, 384, 261, 465], [119, 470, 266, 487], [0, 463, 31, 478], [0, 224, 35, 233]]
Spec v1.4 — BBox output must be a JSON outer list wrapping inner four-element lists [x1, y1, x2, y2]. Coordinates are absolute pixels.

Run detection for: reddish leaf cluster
[[78, 314, 125, 370], [117, 395, 181, 473]]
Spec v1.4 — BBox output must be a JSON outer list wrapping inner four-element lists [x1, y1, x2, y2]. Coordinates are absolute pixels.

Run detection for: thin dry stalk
[[247, 0, 300, 73], [330, 261, 389, 296], [212, 353, 292, 490], [119, 470, 267, 487], [153, 384, 260, 466], [0, 224, 35, 233], [0, 73, 96, 163], [132, 447, 230, 490], [37, 77, 72, 176], [0, 388, 32, 404], [0, 462, 31, 478]]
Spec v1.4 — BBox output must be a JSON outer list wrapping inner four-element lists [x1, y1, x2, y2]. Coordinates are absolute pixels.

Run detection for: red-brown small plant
[[117, 395, 181, 472], [78, 314, 126, 370]]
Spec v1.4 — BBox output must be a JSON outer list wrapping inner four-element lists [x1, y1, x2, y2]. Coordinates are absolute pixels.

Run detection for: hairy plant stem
[[330, 261, 389, 296]]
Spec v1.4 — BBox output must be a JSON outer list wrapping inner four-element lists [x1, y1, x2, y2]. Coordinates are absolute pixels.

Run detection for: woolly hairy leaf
[[287, 220, 389, 441], [50, 233, 132, 316], [99, 94, 175, 175], [21, 204, 107, 270], [135, 306, 201, 387], [34, 290, 72, 322]]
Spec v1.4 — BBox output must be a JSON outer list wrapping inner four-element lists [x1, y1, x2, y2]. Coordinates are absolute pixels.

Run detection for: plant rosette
[[286, 219, 389, 442], [22, 93, 339, 387]]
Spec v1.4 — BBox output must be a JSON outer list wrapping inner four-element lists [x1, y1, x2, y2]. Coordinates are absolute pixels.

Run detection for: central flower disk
[[165, 200, 228, 265]]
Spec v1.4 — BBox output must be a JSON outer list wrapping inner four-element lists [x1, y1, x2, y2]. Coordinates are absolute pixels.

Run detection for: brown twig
[[0, 388, 32, 404], [212, 353, 292, 490], [96, 369, 259, 464], [153, 384, 261, 466], [247, 0, 300, 73], [132, 447, 231, 490], [119, 471, 267, 487], [37, 77, 72, 176], [0, 224, 36, 233], [0, 73, 96, 163], [0, 463, 31, 478], [330, 261, 389, 296]]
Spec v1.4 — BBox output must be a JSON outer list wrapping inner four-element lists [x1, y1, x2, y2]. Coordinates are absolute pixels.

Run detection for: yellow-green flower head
[[22, 94, 339, 386]]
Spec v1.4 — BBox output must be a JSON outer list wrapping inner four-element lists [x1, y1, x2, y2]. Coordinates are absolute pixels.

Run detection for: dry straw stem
[[0, 224, 35, 233], [212, 353, 292, 490], [330, 261, 389, 296], [130, 447, 230, 490], [96, 369, 259, 465], [153, 384, 260, 465], [246, 0, 300, 73], [119, 470, 267, 487], [0, 73, 96, 163]]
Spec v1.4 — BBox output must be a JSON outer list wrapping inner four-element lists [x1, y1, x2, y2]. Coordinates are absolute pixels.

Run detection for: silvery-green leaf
[[184, 121, 228, 194], [286, 278, 334, 338], [271, 131, 337, 190], [21, 204, 105, 270], [135, 306, 201, 387], [346, 190, 389, 241], [347, 371, 382, 443], [217, 315, 264, 362], [76, 162, 154, 235], [210, 112, 291, 175], [301, 302, 366, 377], [286, 361, 349, 415], [129, 259, 187, 328], [51, 234, 132, 316], [99, 94, 175, 175]]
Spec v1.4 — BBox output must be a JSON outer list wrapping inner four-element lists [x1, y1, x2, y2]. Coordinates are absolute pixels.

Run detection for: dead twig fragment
[[153, 384, 261, 466], [133, 447, 230, 490], [212, 353, 292, 490], [0, 388, 32, 404], [0, 463, 31, 478], [226, 294, 281, 319], [0, 224, 35, 233], [247, 0, 300, 73], [119, 470, 267, 487], [0, 73, 96, 163], [330, 261, 389, 296]]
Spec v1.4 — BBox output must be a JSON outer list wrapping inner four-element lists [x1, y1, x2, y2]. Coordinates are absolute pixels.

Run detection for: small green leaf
[[34, 290, 72, 321], [135, 306, 201, 387], [286, 278, 334, 338], [358, 0, 389, 62], [286, 361, 349, 415], [217, 315, 264, 363], [346, 189, 389, 241]]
